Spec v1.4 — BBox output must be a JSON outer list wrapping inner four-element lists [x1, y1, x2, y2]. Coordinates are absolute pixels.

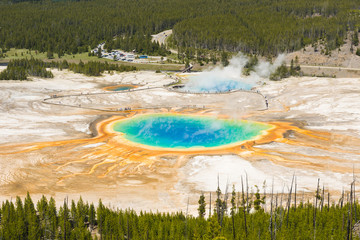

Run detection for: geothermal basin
[[1, 68, 360, 214], [112, 113, 272, 149]]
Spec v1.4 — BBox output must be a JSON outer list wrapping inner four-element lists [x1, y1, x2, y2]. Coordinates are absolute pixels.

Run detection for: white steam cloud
[[254, 54, 286, 78], [183, 53, 286, 93]]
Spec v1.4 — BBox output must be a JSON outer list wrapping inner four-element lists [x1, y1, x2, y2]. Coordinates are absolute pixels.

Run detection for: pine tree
[[254, 185, 265, 211], [352, 30, 359, 46], [221, 51, 229, 66], [24, 193, 40, 240], [216, 184, 222, 224], [37, 195, 49, 239], [48, 197, 58, 239], [206, 215, 221, 239], [97, 199, 105, 239], [59, 199, 71, 240], [89, 203, 96, 231], [15, 197, 26, 239], [198, 193, 206, 218], [47, 50, 54, 59]]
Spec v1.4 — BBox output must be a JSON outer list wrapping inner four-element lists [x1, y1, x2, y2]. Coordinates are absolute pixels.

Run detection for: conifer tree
[[89, 203, 96, 231], [352, 29, 359, 46], [97, 199, 105, 239], [198, 193, 206, 218], [59, 199, 71, 240], [230, 186, 236, 240], [48, 197, 58, 239], [24, 192, 40, 240]]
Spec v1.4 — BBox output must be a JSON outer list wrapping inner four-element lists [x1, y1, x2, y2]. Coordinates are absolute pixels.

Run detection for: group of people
[[265, 96, 268, 109], [118, 107, 132, 111], [255, 89, 269, 109]]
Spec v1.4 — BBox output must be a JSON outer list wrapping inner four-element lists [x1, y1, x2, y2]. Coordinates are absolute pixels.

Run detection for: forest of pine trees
[[2, 181, 360, 240], [0, 58, 53, 80], [172, 0, 360, 56], [55, 60, 137, 76], [0, 59, 137, 80], [0, 0, 360, 57]]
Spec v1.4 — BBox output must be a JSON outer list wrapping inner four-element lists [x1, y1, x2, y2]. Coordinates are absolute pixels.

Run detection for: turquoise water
[[113, 114, 271, 149], [111, 86, 135, 91], [183, 75, 253, 93]]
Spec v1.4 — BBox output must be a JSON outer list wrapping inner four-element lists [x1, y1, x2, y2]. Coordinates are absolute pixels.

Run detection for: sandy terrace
[[0, 68, 360, 215]]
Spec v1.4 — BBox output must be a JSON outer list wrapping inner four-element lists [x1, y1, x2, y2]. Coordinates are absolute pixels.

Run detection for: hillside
[[0, 0, 360, 57], [286, 32, 360, 68]]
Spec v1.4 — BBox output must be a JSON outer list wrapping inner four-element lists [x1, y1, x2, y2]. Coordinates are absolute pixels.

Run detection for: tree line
[[0, 0, 360, 57], [0, 58, 137, 80], [1, 179, 360, 239], [0, 58, 53, 80], [52, 60, 137, 76]]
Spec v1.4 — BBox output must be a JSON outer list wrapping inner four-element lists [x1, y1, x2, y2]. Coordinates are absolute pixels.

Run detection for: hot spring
[[112, 114, 271, 149], [104, 84, 137, 91], [181, 74, 253, 93]]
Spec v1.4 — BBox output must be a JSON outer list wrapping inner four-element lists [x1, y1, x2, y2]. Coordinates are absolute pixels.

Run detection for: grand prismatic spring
[[112, 114, 271, 149]]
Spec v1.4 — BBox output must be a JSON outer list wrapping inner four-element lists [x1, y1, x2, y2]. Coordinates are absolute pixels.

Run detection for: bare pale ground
[[0, 67, 360, 215], [285, 32, 360, 68], [286, 32, 360, 77]]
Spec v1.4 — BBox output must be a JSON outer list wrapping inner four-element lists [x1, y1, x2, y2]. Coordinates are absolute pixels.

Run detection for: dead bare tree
[[278, 185, 285, 229], [263, 180, 267, 212], [246, 172, 249, 213], [320, 185, 325, 212], [185, 197, 189, 240], [294, 176, 297, 212], [313, 178, 321, 240], [241, 176, 248, 238], [220, 180, 229, 227], [209, 192, 212, 218], [274, 194, 279, 239], [270, 178, 274, 240], [286, 174, 295, 227], [353, 166, 357, 222]]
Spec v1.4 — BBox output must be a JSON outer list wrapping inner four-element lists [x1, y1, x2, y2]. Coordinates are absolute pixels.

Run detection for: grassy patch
[[1, 48, 47, 60], [0, 48, 185, 71], [0, 48, 98, 62], [118, 62, 183, 71]]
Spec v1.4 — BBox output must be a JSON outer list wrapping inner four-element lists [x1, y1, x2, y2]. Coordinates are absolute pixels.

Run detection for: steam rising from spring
[[183, 53, 286, 93]]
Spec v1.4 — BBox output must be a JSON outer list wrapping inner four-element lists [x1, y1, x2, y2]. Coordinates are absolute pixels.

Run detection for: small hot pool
[[104, 84, 137, 91], [113, 114, 271, 149]]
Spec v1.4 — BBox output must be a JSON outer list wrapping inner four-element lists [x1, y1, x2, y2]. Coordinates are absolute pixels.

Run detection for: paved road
[[298, 65, 360, 71], [152, 30, 172, 45], [292, 64, 360, 77], [151, 30, 178, 54]]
